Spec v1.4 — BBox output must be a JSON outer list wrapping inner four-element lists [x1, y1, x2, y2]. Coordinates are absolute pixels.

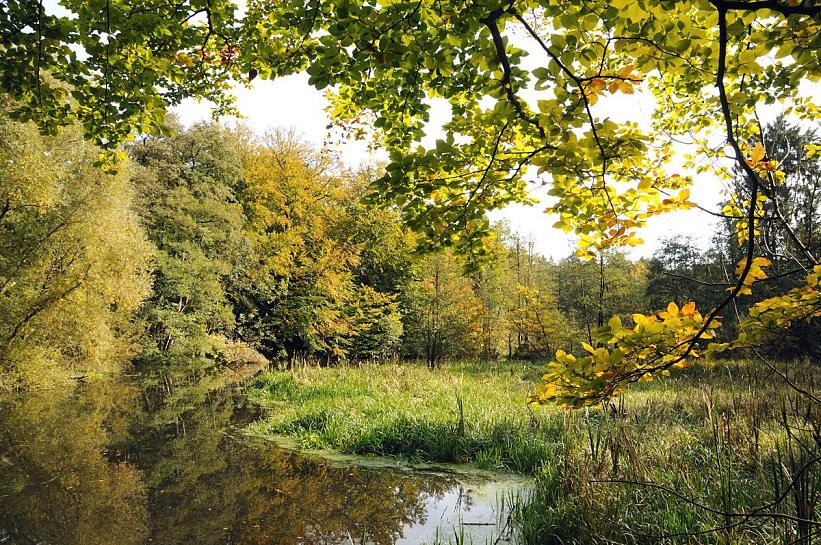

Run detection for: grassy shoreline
[[246, 361, 558, 474], [246, 360, 819, 544]]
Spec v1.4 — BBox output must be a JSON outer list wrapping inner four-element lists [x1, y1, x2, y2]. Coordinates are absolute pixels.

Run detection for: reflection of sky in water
[[397, 479, 526, 545], [0, 387, 528, 545]]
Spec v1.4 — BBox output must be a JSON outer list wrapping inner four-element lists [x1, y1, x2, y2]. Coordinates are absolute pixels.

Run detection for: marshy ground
[[247, 359, 820, 544]]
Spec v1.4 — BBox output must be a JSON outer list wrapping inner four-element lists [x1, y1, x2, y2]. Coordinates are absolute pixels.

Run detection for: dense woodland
[[2, 0, 821, 541], [2, 109, 819, 399]]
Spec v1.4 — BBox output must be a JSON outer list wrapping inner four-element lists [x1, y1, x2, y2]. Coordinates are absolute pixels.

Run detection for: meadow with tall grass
[[247, 360, 820, 544]]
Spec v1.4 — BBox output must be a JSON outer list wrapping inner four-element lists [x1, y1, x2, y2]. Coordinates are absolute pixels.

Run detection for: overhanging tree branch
[[717, 0, 821, 17]]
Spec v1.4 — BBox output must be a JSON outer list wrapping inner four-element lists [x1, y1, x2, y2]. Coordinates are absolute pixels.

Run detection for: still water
[[0, 381, 526, 545]]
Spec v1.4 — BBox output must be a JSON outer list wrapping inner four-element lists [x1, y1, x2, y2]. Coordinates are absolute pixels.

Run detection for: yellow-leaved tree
[[0, 111, 152, 391]]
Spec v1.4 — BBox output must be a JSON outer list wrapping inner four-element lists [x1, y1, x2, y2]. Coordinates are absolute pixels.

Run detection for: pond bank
[[246, 361, 560, 474]]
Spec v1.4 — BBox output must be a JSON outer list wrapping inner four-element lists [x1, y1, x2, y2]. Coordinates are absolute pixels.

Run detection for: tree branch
[[716, 0, 821, 17], [480, 9, 546, 139]]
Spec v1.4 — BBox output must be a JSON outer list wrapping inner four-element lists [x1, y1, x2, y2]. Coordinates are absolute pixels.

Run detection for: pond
[[0, 381, 528, 545]]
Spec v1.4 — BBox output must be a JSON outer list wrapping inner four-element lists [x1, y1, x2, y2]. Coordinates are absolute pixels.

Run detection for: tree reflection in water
[[0, 382, 148, 545], [0, 381, 518, 545]]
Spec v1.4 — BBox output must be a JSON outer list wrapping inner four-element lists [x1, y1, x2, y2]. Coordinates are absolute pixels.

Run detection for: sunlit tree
[[0, 110, 152, 390]]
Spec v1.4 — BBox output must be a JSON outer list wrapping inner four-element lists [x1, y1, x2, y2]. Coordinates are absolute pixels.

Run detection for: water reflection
[[0, 383, 148, 545], [0, 381, 523, 545]]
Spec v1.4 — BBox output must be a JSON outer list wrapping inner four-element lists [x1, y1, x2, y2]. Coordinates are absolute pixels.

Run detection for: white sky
[[175, 76, 730, 261]]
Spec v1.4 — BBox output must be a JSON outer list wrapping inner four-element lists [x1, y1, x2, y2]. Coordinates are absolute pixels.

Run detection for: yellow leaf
[[759, 160, 779, 172], [749, 142, 765, 164], [618, 81, 635, 94], [616, 64, 636, 78], [735, 258, 749, 276]]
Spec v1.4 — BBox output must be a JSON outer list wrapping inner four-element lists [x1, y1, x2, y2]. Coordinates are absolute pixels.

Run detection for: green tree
[[337, 175, 413, 360], [3, 0, 820, 401], [498, 228, 572, 359], [232, 129, 360, 363], [0, 0, 243, 151], [344, 286, 404, 362], [0, 110, 152, 391], [342, 175, 417, 296], [508, 284, 570, 360], [472, 227, 512, 360], [552, 253, 647, 344], [728, 117, 821, 262], [711, 118, 821, 358], [401, 250, 482, 367], [646, 236, 715, 311], [128, 122, 251, 392]]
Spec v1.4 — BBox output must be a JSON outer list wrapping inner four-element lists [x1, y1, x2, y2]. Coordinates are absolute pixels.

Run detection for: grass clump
[[246, 361, 560, 473]]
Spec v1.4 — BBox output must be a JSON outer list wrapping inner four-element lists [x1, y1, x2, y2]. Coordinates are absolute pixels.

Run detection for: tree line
[[1, 109, 818, 399]]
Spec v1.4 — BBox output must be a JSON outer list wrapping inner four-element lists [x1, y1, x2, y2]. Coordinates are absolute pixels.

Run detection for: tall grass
[[247, 359, 821, 544], [246, 361, 561, 473]]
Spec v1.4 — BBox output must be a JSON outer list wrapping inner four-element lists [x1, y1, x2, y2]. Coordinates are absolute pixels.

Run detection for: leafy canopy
[[2, 0, 820, 405]]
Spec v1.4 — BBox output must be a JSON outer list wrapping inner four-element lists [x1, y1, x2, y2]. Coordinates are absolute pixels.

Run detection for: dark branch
[[717, 0, 821, 17], [480, 9, 546, 139]]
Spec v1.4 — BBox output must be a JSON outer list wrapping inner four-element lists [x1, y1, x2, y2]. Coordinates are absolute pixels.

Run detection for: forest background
[[2, 110, 818, 399]]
